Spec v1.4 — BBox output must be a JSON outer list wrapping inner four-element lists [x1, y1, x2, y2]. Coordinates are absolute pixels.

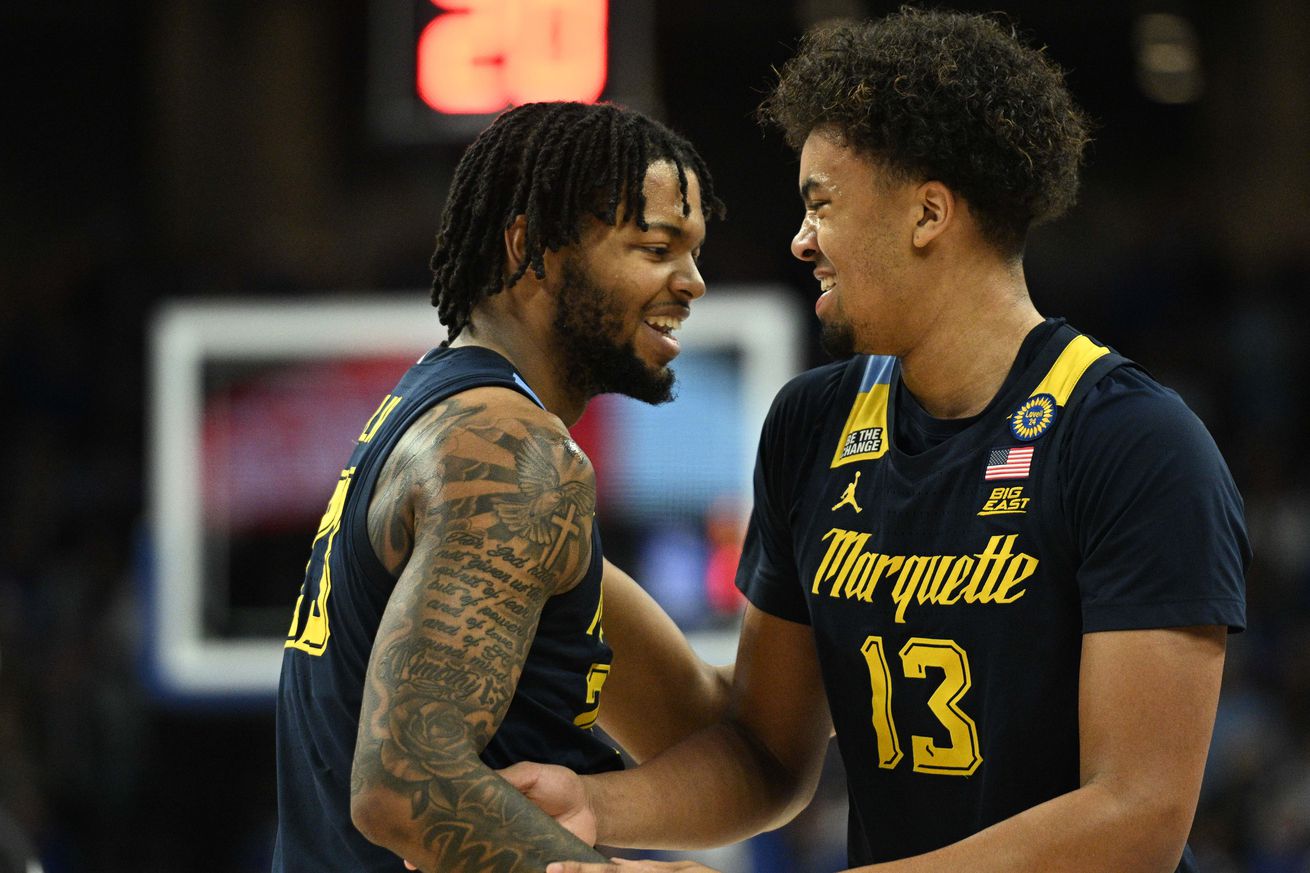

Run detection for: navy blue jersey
[[274, 345, 620, 873], [737, 320, 1248, 869]]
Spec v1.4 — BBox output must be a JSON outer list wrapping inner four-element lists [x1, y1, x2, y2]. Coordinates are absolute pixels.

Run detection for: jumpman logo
[[832, 471, 863, 513]]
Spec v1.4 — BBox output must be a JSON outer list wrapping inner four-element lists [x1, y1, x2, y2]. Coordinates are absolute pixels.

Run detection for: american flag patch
[[984, 446, 1034, 480]]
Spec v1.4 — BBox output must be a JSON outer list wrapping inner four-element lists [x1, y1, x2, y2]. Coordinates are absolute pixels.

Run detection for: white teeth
[[645, 315, 683, 332], [819, 278, 836, 293]]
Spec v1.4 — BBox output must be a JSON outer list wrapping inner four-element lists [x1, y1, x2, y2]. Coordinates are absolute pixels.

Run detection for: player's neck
[[898, 266, 1042, 420], [450, 320, 588, 427]]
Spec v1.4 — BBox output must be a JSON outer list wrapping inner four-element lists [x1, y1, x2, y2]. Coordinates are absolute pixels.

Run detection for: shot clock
[[417, 0, 607, 113], [369, 0, 656, 143]]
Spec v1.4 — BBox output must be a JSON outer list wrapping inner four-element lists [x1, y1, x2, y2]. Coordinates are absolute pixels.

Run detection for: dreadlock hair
[[430, 101, 726, 342], [760, 7, 1091, 255]]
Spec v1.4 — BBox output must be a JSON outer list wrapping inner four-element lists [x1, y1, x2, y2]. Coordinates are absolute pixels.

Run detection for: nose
[[791, 213, 819, 262], [672, 256, 707, 301]]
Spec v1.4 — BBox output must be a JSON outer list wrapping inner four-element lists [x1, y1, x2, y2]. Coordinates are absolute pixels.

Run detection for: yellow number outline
[[286, 466, 356, 656], [572, 663, 610, 729], [859, 635, 983, 777], [860, 636, 904, 769]]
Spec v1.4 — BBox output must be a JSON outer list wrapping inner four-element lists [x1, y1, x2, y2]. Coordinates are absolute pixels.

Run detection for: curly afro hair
[[760, 7, 1091, 254]]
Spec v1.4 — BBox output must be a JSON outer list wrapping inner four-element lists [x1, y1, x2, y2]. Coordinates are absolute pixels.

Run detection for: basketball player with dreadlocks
[[273, 101, 727, 873], [506, 10, 1248, 873]]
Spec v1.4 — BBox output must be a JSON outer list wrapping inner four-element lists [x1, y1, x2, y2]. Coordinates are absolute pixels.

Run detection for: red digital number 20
[[417, 0, 608, 114]]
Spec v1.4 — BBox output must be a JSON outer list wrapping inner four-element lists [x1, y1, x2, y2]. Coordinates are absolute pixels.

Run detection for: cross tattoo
[[543, 502, 581, 569]]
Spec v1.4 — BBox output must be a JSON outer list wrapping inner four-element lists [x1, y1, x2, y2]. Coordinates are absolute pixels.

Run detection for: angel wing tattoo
[[491, 435, 593, 571]]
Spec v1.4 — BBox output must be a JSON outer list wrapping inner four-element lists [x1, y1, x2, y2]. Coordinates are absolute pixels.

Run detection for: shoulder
[[370, 384, 596, 589], [398, 385, 581, 465], [401, 386, 596, 589], [1060, 362, 1245, 540], [766, 357, 858, 427], [1058, 359, 1249, 631], [1066, 364, 1223, 468], [751, 359, 864, 502], [426, 386, 593, 492]]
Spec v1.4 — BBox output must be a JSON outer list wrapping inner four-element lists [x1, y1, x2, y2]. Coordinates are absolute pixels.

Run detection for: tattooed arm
[[350, 387, 608, 872]]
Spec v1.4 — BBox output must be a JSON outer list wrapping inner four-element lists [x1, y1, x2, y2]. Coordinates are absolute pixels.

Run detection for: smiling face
[[553, 160, 708, 404], [791, 129, 928, 358]]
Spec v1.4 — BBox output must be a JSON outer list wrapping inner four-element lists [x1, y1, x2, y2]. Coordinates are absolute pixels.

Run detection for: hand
[[497, 761, 597, 845], [547, 861, 721, 873]]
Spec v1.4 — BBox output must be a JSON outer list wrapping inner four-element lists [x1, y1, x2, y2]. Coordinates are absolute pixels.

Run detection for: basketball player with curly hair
[[507, 10, 1248, 873]]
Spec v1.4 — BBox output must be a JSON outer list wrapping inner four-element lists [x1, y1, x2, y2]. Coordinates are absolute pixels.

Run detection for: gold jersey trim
[[831, 357, 896, 468], [1027, 335, 1109, 407]]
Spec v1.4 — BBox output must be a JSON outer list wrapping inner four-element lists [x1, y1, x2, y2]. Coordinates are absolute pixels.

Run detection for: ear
[[912, 181, 954, 249], [503, 215, 530, 286]]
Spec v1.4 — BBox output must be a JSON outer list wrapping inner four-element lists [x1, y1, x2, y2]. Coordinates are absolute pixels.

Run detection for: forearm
[[353, 749, 606, 871], [589, 719, 814, 851], [595, 563, 734, 763], [853, 780, 1191, 873], [600, 657, 733, 764]]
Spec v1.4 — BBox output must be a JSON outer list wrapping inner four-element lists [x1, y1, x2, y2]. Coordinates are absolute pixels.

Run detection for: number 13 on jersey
[[860, 635, 983, 776]]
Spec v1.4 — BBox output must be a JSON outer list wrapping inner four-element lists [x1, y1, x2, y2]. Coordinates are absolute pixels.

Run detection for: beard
[[553, 258, 676, 405], [819, 316, 857, 359]]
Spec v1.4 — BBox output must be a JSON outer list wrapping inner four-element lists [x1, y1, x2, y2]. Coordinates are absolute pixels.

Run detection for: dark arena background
[[2, 1, 1308, 870]]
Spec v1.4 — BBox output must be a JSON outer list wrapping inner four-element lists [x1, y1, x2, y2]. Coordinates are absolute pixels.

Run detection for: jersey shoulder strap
[[1007, 326, 1135, 442]]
